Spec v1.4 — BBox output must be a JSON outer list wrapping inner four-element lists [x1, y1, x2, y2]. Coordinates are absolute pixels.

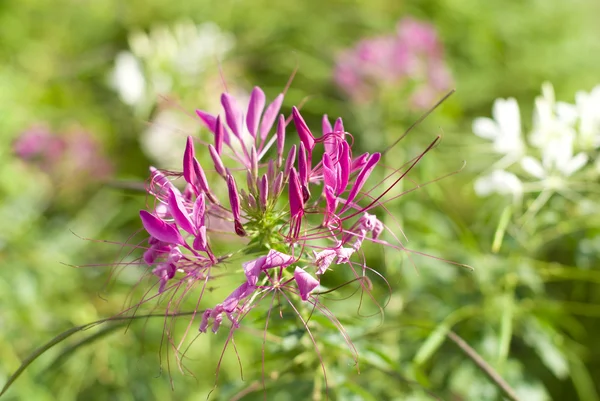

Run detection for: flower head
[[334, 17, 453, 108]]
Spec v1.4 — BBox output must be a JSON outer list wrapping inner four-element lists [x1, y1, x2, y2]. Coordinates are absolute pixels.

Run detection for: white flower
[[141, 110, 199, 169], [529, 82, 577, 150], [473, 97, 524, 157], [111, 51, 146, 106], [474, 170, 523, 198], [521, 134, 588, 184], [573, 85, 600, 150]]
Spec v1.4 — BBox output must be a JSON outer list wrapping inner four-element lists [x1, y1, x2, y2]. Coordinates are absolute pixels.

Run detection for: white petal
[[555, 101, 578, 125], [493, 98, 521, 140], [111, 52, 146, 106], [473, 117, 500, 140], [521, 156, 546, 179], [562, 153, 588, 176], [474, 170, 522, 197]]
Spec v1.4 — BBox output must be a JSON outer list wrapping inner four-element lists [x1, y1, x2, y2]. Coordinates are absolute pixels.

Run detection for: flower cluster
[[111, 20, 234, 110], [138, 86, 394, 336], [13, 124, 113, 182], [473, 83, 600, 209], [334, 17, 453, 109], [110, 20, 239, 168]]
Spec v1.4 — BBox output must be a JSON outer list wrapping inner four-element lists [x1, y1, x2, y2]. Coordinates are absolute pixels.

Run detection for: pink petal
[[192, 157, 211, 195], [276, 114, 286, 166], [260, 93, 284, 141], [258, 174, 269, 209], [167, 188, 196, 236], [149, 167, 180, 197], [338, 141, 350, 195], [243, 255, 266, 285], [262, 250, 294, 269], [298, 142, 309, 186], [246, 86, 266, 138], [195, 110, 216, 132], [292, 107, 315, 153], [221, 93, 243, 139], [342, 152, 381, 212], [183, 136, 195, 185], [192, 226, 207, 251], [288, 168, 304, 218], [139, 210, 184, 245], [214, 115, 226, 153], [322, 114, 333, 136], [333, 117, 344, 133], [294, 267, 319, 301], [222, 282, 257, 312], [284, 145, 297, 179], [209, 145, 226, 176], [192, 193, 205, 229]]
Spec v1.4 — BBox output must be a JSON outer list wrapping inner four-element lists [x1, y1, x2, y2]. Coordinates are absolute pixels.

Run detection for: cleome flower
[[128, 84, 461, 391], [137, 85, 393, 333]]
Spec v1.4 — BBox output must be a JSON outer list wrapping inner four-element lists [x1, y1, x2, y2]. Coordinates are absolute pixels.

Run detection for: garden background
[[2, 0, 600, 400]]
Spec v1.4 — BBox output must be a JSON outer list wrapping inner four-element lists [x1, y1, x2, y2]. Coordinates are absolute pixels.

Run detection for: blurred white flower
[[573, 85, 600, 150], [529, 82, 577, 150], [521, 135, 588, 184], [474, 170, 523, 198], [141, 109, 199, 169], [111, 21, 235, 110], [473, 97, 524, 157], [111, 51, 146, 106]]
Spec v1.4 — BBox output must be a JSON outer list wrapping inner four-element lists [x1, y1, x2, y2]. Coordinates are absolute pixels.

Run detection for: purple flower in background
[[334, 17, 453, 109], [13, 124, 113, 183]]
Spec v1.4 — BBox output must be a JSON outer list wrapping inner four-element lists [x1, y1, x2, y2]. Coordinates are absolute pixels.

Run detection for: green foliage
[[2, 0, 600, 400]]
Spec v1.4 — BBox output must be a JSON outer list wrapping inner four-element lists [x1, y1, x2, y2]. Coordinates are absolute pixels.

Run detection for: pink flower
[[334, 17, 453, 108]]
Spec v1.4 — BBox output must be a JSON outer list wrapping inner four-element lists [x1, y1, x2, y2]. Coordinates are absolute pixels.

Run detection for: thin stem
[[446, 330, 521, 401]]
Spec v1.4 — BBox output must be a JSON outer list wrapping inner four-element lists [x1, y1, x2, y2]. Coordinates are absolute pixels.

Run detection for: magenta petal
[[276, 114, 286, 166], [333, 117, 345, 133], [243, 255, 266, 285], [246, 86, 266, 138], [338, 141, 350, 195], [139, 210, 184, 245], [298, 142, 309, 186], [284, 145, 297, 179], [192, 226, 207, 251], [342, 152, 381, 212], [288, 168, 304, 218], [294, 267, 319, 301], [322, 114, 333, 136], [292, 107, 315, 152], [222, 282, 257, 312], [209, 144, 227, 176], [258, 174, 268, 209], [221, 93, 243, 139], [262, 250, 294, 270], [214, 115, 225, 153], [192, 157, 211, 195], [227, 174, 242, 222], [183, 136, 195, 185], [322, 153, 337, 192], [192, 193, 205, 229], [196, 110, 217, 132], [167, 189, 196, 236], [260, 93, 284, 141], [351, 153, 370, 172], [150, 167, 180, 196]]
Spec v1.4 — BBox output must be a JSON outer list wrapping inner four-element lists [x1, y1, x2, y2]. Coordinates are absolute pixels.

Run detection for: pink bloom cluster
[[139, 86, 388, 335], [334, 17, 453, 109], [13, 124, 113, 181]]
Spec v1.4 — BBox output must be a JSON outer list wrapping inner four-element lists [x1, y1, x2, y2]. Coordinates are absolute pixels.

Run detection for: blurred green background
[[2, 0, 600, 400]]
